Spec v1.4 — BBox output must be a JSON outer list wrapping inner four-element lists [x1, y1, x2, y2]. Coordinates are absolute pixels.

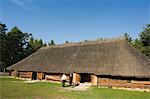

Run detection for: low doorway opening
[[80, 73, 91, 83], [32, 72, 37, 80]]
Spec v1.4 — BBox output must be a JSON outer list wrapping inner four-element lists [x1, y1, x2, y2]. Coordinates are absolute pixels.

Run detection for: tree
[[0, 23, 8, 71], [0, 26, 32, 71], [132, 24, 150, 58], [0, 25, 33, 71], [6, 27, 32, 66], [133, 38, 142, 50], [26, 37, 43, 55], [139, 24, 150, 46], [138, 24, 150, 58], [0, 23, 7, 36], [0, 23, 45, 71], [65, 41, 69, 43], [48, 40, 55, 45], [30, 38, 43, 52], [124, 33, 132, 43]]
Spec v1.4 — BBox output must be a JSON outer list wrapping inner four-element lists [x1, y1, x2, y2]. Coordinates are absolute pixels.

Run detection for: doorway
[[80, 73, 91, 83], [32, 72, 37, 80]]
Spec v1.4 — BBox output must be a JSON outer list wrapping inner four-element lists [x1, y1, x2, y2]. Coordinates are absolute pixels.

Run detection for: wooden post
[[91, 75, 98, 85], [37, 72, 43, 80], [13, 70, 18, 77], [73, 73, 81, 84]]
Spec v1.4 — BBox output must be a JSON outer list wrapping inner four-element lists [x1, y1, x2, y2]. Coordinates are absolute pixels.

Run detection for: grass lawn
[[0, 77, 150, 99]]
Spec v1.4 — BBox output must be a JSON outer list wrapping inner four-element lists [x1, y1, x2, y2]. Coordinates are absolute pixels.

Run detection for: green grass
[[0, 77, 150, 99]]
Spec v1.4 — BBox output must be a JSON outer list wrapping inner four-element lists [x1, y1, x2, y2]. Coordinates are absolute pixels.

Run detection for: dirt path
[[60, 83, 92, 91]]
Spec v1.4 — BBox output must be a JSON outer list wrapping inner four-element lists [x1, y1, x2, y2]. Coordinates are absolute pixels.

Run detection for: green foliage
[[65, 40, 69, 43], [124, 33, 132, 43], [2, 27, 32, 69], [0, 23, 7, 35], [0, 23, 8, 72], [48, 40, 55, 45], [140, 46, 150, 57], [133, 24, 150, 58], [139, 24, 150, 46], [27, 37, 43, 54], [0, 23, 44, 71], [133, 38, 142, 50]]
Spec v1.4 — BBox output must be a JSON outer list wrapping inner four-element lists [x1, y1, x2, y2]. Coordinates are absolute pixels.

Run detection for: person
[[69, 73, 73, 86], [61, 73, 67, 87]]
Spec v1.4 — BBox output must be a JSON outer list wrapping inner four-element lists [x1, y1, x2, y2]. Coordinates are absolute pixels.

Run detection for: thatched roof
[[7, 37, 150, 78]]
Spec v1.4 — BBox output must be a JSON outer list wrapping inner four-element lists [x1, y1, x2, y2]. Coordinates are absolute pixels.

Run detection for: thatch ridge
[[40, 36, 125, 50]]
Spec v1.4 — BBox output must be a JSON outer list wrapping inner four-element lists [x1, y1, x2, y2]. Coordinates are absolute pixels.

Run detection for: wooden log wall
[[98, 77, 150, 89], [10, 71, 32, 78], [45, 73, 62, 81], [19, 72, 32, 78]]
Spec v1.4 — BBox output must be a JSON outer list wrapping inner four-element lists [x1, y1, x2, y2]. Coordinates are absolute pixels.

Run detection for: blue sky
[[1, 0, 150, 44]]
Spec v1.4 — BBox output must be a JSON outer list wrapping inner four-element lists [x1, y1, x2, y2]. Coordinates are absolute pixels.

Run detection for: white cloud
[[12, 0, 38, 11]]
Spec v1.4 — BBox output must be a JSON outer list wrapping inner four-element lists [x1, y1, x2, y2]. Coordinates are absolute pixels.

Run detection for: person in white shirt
[[61, 73, 67, 87]]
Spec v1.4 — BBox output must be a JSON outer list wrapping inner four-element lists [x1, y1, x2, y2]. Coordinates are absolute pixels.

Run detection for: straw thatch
[[7, 37, 150, 78]]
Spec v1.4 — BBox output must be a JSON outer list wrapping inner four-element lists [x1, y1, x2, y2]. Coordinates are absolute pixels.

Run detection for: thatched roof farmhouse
[[7, 37, 150, 88]]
